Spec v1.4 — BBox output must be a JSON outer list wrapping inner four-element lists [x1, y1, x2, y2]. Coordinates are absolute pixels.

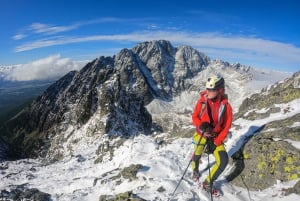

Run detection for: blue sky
[[1, 0, 299, 80]]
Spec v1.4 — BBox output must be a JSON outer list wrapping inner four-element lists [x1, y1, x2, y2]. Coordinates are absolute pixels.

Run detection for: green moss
[[243, 151, 250, 159], [248, 84, 300, 111], [257, 161, 267, 170], [286, 156, 295, 165], [288, 173, 298, 181], [270, 149, 284, 163], [259, 173, 264, 179], [285, 166, 292, 173], [268, 149, 285, 173], [261, 144, 268, 151], [282, 89, 300, 102]]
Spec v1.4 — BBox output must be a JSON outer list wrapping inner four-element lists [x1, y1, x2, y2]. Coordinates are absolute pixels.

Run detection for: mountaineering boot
[[201, 180, 219, 197], [192, 170, 200, 182]]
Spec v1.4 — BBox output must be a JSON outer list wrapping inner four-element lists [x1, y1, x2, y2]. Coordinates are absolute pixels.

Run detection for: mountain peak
[[0, 41, 299, 201], [0, 40, 292, 161]]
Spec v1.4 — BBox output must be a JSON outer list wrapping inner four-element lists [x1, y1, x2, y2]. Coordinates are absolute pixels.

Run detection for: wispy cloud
[[13, 18, 125, 39], [11, 14, 300, 71], [30, 23, 79, 35], [14, 31, 300, 69], [29, 18, 123, 34], [12, 34, 26, 40]]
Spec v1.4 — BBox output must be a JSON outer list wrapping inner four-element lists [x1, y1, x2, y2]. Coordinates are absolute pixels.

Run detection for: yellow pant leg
[[193, 132, 207, 155], [205, 144, 228, 183], [191, 132, 207, 171]]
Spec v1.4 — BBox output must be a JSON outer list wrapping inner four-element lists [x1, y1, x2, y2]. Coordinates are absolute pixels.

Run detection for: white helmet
[[206, 75, 225, 89]]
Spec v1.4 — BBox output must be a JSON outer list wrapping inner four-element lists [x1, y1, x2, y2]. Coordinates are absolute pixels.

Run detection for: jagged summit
[[0, 40, 290, 162], [0, 40, 299, 201], [2, 40, 211, 160]]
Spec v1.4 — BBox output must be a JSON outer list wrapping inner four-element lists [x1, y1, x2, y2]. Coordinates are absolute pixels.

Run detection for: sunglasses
[[206, 88, 218, 92]]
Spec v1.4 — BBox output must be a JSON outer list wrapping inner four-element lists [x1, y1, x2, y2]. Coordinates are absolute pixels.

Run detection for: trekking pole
[[169, 135, 206, 200], [207, 149, 214, 201]]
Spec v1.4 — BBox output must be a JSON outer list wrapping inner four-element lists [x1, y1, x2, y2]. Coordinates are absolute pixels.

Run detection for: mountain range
[[0, 40, 299, 201]]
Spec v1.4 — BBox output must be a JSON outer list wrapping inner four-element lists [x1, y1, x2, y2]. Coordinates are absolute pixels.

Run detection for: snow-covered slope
[[1, 98, 299, 201], [1, 73, 299, 201], [147, 60, 292, 115], [0, 40, 298, 201]]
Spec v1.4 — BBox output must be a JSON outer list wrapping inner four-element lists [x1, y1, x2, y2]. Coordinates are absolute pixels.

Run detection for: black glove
[[198, 122, 213, 137], [205, 139, 216, 154]]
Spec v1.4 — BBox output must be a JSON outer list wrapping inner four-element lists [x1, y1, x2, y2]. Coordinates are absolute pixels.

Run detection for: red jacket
[[192, 91, 233, 146]]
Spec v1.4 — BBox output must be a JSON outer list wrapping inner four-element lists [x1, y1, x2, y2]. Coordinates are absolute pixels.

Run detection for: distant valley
[[0, 79, 55, 126]]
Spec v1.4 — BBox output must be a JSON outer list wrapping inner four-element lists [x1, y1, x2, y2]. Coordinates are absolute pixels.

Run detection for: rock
[[157, 186, 166, 192], [99, 191, 146, 201], [229, 116, 300, 190], [0, 187, 51, 201], [236, 71, 300, 120], [119, 164, 143, 181], [283, 180, 300, 195]]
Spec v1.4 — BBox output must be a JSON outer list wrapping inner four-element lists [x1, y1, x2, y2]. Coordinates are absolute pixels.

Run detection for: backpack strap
[[200, 101, 206, 116], [198, 91, 208, 117], [205, 99, 214, 124], [218, 98, 227, 123]]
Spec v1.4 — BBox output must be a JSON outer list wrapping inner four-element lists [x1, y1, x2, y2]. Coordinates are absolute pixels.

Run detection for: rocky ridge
[[228, 72, 300, 191], [0, 40, 252, 162], [0, 40, 210, 161], [0, 40, 298, 200]]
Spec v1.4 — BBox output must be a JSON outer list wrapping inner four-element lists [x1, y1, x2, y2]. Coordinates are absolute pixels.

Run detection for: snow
[[229, 99, 300, 156], [0, 66, 298, 200], [146, 65, 292, 116], [1, 97, 300, 201], [255, 108, 270, 114], [147, 91, 199, 114], [245, 68, 292, 92], [291, 122, 300, 128]]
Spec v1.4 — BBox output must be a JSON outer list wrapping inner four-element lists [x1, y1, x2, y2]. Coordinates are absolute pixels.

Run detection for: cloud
[[12, 34, 26, 40], [5, 54, 85, 81], [30, 23, 79, 35], [7, 31, 300, 82], [16, 18, 123, 38], [14, 31, 300, 69]]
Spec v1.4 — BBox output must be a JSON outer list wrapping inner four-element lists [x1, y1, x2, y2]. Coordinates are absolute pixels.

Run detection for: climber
[[191, 75, 233, 194]]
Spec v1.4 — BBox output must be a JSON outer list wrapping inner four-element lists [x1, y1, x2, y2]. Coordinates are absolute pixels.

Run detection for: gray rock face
[[0, 54, 146, 158], [229, 122, 300, 191], [132, 40, 209, 97], [0, 40, 210, 160], [0, 186, 51, 201], [228, 71, 300, 191], [0, 136, 10, 161]]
